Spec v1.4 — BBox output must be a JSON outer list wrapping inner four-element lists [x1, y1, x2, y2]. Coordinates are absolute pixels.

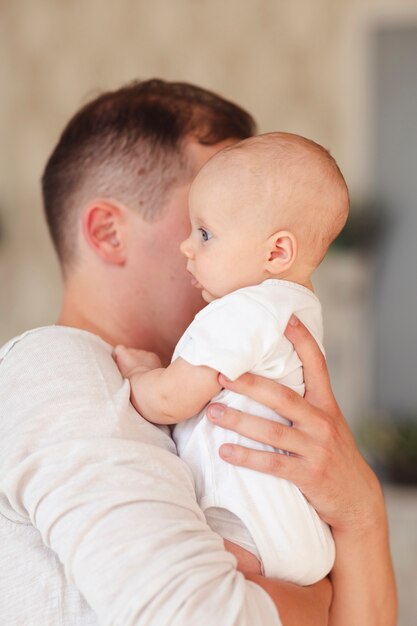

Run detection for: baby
[[115, 132, 349, 585]]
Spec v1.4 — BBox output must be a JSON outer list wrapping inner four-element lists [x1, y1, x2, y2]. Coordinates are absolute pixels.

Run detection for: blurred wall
[[374, 26, 417, 414]]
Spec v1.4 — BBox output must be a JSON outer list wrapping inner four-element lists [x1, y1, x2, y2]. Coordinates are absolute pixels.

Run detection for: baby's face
[[180, 133, 350, 303], [180, 165, 269, 303]]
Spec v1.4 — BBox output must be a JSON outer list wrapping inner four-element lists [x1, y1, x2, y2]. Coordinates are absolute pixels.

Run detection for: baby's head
[[180, 132, 349, 303]]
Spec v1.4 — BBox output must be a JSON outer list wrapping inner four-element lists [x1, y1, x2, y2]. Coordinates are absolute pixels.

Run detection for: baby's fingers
[[113, 345, 140, 377]]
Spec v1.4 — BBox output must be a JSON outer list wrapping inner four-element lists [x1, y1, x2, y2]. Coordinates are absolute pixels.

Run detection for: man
[[0, 79, 396, 625]]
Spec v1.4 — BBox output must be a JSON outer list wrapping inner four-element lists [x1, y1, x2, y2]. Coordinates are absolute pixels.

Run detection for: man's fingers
[[284, 316, 330, 393], [284, 316, 338, 413], [217, 372, 318, 428], [207, 403, 306, 454], [218, 443, 302, 483]]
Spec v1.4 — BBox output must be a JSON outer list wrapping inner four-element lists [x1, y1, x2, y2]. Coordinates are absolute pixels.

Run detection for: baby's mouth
[[190, 276, 203, 289], [187, 269, 203, 289]]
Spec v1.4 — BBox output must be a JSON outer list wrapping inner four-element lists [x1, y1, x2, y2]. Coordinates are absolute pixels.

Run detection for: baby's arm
[[114, 346, 222, 424]]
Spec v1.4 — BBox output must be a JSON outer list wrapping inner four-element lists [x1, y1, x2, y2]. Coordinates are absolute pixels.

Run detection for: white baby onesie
[[172, 279, 335, 585]]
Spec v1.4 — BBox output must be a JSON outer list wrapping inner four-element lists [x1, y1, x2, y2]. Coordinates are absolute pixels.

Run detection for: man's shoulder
[[0, 326, 118, 400], [0, 326, 177, 455], [0, 326, 112, 368]]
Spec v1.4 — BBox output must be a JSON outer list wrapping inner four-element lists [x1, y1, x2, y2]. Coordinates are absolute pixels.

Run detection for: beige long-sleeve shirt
[[0, 327, 280, 626]]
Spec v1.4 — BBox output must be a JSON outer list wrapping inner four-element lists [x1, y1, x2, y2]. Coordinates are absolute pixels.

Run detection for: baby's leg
[[196, 416, 335, 584], [223, 539, 262, 576]]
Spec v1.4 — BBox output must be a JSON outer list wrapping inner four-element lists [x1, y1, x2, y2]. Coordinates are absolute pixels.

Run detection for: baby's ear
[[264, 230, 297, 275]]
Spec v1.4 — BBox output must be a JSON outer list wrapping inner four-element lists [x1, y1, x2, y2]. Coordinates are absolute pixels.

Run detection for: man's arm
[[247, 575, 332, 626], [205, 317, 398, 626], [223, 540, 332, 626], [115, 346, 221, 423], [1, 330, 283, 626]]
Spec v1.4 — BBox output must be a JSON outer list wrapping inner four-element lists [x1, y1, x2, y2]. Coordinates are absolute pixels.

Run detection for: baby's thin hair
[[218, 132, 350, 266]]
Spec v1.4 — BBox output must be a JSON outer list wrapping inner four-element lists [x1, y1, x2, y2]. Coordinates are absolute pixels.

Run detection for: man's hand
[[206, 316, 397, 626], [113, 345, 162, 378], [223, 540, 332, 626], [206, 316, 381, 534]]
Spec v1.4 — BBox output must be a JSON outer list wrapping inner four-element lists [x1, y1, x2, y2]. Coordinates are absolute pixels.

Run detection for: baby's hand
[[113, 345, 162, 378]]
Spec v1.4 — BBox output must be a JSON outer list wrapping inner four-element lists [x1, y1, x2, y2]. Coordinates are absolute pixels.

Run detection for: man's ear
[[82, 201, 126, 265], [264, 230, 297, 275]]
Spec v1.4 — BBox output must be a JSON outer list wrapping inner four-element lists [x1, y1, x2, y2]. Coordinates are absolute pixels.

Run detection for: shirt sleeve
[[176, 292, 281, 380], [0, 329, 281, 626]]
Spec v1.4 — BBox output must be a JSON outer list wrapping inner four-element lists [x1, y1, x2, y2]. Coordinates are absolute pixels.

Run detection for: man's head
[[181, 132, 349, 302], [42, 79, 255, 270], [44, 79, 255, 359]]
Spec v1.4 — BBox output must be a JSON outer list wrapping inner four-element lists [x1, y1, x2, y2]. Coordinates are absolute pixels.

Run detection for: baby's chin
[[201, 289, 217, 304]]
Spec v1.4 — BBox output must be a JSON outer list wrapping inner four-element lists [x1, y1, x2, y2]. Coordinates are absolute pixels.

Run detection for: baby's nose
[[180, 236, 194, 258]]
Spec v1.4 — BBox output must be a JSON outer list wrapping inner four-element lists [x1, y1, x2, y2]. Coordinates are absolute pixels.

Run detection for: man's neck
[[58, 282, 176, 366]]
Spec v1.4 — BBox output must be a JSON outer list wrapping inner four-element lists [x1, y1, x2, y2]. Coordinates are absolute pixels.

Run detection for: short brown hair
[[41, 79, 256, 265]]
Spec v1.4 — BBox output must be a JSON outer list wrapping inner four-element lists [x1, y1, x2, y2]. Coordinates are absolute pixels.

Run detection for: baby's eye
[[198, 227, 212, 242]]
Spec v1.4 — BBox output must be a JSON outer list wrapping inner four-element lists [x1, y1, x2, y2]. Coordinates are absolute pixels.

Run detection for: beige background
[[3, 0, 417, 342], [1, 1, 417, 623]]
